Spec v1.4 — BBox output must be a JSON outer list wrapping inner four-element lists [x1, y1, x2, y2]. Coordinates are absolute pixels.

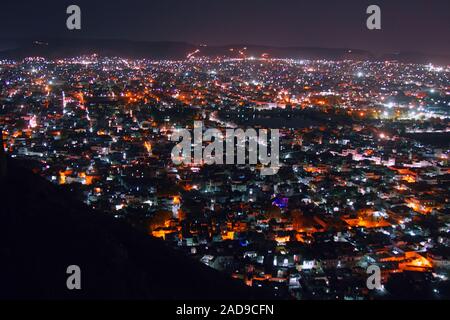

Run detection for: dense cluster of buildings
[[1, 55, 449, 299]]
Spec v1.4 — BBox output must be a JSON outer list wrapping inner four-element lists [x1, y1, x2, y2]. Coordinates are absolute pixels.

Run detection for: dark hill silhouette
[[0, 151, 269, 299], [0, 38, 370, 61], [1, 38, 448, 64]]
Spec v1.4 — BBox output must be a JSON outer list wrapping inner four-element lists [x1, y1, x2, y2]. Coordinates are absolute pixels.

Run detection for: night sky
[[0, 0, 449, 55]]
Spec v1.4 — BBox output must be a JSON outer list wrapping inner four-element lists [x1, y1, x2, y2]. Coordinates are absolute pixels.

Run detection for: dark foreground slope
[[0, 157, 268, 300]]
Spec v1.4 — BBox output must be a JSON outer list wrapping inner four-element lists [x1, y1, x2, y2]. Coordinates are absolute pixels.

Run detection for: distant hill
[[0, 38, 448, 64], [0, 154, 269, 299]]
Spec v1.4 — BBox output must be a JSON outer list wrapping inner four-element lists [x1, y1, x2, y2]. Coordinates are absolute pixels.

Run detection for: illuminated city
[[1, 55, 449, 299]]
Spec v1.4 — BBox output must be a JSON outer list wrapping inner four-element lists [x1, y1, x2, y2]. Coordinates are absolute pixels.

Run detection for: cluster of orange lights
[[143, 141, 152, 154], [405, 198, 434, 215], [58, 170, 96, 186]]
